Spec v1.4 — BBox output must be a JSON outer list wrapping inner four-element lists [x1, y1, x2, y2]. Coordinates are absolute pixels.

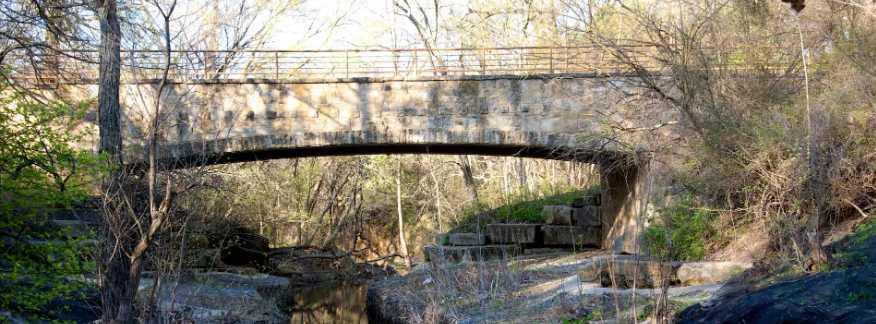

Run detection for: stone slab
[[423, 244, 521, 263], [677, 261, 752, 286], [542, 205, 574, 225], [572, 206, 601, 227], [577, 256, 681, 288], [541, 225, 601, 247], [448, 233, 487, 246], [486, 224, 539, 244]]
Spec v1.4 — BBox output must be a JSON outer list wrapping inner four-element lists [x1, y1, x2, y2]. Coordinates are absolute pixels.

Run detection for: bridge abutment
[[600, 154, 653, 254]]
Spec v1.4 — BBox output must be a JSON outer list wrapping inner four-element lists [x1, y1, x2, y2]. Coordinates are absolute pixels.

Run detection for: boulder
[[423, 244, 521, 263], [220, 230, 270, 269], [677, 261, 752, 286], [572, 206, 601, 227], [447, 233, 487, 246], [578, 255, 680, 288], [599, 259, 681, 288], [268, 247, 355, 283], [541, 225, 600, 247], [486, 224, 539, 244], [138, 272, 290, 323], [542, 205, 574, 225]]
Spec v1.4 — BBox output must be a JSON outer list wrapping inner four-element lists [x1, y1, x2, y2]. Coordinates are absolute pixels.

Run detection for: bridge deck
[[6, 45, 770, 85]]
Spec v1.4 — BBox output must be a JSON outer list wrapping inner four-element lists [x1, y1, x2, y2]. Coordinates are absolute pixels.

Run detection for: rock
[[138, 272, 290, 323], [486, 224, 538, 244], [541, 225, 601, 247], [577, 255, 680, 288], [423, 244, 521, 263], [572, 206, 601, 227], [448, 233, 487, 246], [220, 230, 269, 269], [677, 268, 876, 323], [677, 261, 751, 286], [523, 247, 569, 255], [268, 247, 355, 284], [367, 272, 433, 324], [572, 193, 601, 207], [542, 205, 574, 225], [679, 236, 876, 323], [599, 259, 681, 288], [435, 233, 449, 245]]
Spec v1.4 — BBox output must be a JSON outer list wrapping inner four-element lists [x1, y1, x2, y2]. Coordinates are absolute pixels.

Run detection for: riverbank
[[367, 250, 748, 323]]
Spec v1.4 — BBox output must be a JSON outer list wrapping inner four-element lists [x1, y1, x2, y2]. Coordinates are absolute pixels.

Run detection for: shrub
[[0, 80, 99, 319], [645, 195, 716, 261]]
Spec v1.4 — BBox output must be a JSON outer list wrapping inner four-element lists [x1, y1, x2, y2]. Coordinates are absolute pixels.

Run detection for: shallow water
[[286, 282, 369, 323]]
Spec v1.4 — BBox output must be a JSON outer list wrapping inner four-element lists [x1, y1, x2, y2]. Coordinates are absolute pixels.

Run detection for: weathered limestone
[[542, 205, 575, 225], [677, 261, 752, 286], [423, 244, 521, 263], [541, 225, 601, 247], [486, 224, 538, 244], [447, 233, 487, 246], [137, 272, 291, 322], [572, 206, 601, 227]]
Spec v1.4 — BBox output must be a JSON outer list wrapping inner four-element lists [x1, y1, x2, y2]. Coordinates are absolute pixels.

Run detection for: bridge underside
[[144, 142, 629, 169]]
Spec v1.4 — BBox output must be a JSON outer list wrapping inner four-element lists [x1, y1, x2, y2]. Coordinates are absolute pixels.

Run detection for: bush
[[0, 80, 99, 319], [645, 195, 716, 261], [453, 186, 600, 232]]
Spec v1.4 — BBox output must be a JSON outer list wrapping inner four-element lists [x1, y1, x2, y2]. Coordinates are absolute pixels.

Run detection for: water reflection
[[287, 282, 368, 323]]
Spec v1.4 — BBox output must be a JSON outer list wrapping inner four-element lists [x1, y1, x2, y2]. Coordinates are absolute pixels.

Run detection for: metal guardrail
[[6, 46, 668, 83]]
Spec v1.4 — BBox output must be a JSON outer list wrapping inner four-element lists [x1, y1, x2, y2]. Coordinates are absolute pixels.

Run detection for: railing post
[[393, 50, 399, 77], [345, 50, 350, 78], [203, 51, 208, 79], [275, 52, 279, 80], [549, 47, 554, 73], [481, 48, 486, 75]]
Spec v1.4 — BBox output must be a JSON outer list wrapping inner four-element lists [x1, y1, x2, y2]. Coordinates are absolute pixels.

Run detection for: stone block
[[598, 259, 681, 288], [486, 224, 538, 244], [572, 206, 601, 227], [572, 194, 601, 207], [448, 233, 487, 246], [435, 234, 449, 245], [542, 205, 574, 225], [541, 225, 601, 247], [423, 244, 521, 263], [577, 256, 681, 288], [677, 261, 751, 286]]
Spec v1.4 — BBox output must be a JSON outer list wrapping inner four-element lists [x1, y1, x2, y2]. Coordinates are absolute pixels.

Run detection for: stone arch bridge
[[26, 47, 682, 253]]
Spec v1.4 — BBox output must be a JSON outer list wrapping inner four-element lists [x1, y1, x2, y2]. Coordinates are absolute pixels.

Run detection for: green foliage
[[0, 80, 99, 318], [454, 186, 599, 232], [645, 195, 716, 261], [851, 217, 876, 246]]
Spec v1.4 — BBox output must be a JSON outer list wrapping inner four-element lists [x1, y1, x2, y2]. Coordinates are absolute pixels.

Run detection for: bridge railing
[[6, 46, 670, 83]]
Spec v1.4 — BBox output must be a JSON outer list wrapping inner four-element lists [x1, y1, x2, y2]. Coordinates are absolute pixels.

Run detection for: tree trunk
[[97, 0, 122, 164], [797, 18, 829, 269], [396, 158, 411, 269], [96, 0, 126, 322], [459, 155, 479, 203]]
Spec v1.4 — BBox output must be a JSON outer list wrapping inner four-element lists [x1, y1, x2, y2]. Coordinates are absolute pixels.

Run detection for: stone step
[[447, 233, 487, 246], [486, 224, 539, 244], [541, 225, 600, 247], [423, 244, 521, 263], [572, 206, 601, 227], [542, 205, 574, 225]]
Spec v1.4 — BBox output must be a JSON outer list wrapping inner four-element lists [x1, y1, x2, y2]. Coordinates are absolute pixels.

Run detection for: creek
[[286, 281, 370, 323]]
